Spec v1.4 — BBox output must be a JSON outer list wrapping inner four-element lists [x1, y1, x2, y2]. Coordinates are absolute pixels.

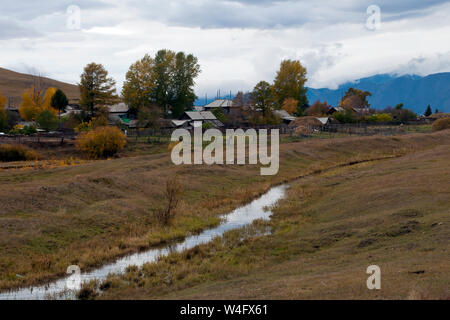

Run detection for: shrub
[[156, 175, 183, 225], [76, 126, 126, 158], [8, 124, 37, 135], [333, 110, 357, 123], [432, 117, 450, 131], [23, 125, 37, 135], [36, 109, 58, 131], [0, 144, 38, 162], [74, 116, 108, 132], [9, 124, 24, 135], [368, 113, 393, 123]]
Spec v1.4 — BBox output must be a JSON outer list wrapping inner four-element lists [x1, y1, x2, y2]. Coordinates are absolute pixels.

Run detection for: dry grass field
[[0, 130, 448, 297], [100, 133, 450, 300]]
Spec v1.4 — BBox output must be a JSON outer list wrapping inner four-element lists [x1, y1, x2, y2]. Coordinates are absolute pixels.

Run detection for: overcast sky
[[1, 0, 449, 97]]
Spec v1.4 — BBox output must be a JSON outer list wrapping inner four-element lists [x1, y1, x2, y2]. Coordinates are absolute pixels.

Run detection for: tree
[[171, 51, 200, 118], [0, 92, 6, 109], [51, 89, 69, 119], [272, 59, 308, 109], [232, 91, 253, 108], [333, 110, 357, 123], [252, 81, 274, 116], [36, 109, 58, 131], [0, 92, 7, 132], [19, 86, 57, 121], [51, 89, 68, 129], [305, 100, 330, 116], [394, 108, 417, 122], [152, 50, 176, 114], [79, 63, 118, 116], [424, 105, 432, 116], [122, 54, 156, 116], [128, 50, 201, 118], [340, 88, 371, 109], [137, 106, 162, 129], [0, 110, 8, 132], [281, 98, 298, 115], [435, 108, 439, 114]]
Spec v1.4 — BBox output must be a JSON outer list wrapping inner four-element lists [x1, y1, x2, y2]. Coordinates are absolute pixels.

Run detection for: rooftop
[[204, 99, 233, 108]]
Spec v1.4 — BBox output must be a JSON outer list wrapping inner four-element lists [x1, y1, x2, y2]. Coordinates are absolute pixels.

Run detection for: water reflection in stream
[[0, 184, 287, 300]]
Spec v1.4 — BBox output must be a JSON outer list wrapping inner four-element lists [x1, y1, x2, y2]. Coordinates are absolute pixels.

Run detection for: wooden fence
[[0, 133, 75, 145]]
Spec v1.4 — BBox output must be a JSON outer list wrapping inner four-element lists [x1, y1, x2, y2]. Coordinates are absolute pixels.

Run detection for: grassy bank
[[99, 135, 450, 299], [0, 130, 448, 292]]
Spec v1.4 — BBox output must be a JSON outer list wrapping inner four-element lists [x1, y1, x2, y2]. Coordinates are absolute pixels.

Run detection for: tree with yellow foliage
[[339, 88, 372, 110], [281, 98, 298, 115], [272, 59, 308, 110], [122, 54, 156, 116], [19, 86, 57, 121]]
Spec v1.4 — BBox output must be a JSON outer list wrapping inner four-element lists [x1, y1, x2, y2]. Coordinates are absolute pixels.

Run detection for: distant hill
[[0, 67, 79, 107], [307, 73, 450, 114]]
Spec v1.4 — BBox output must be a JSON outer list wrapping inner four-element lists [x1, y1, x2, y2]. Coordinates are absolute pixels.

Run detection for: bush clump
[[368, 113, 393, 123], [432, 117, 450, 131], [75, 126, 126, 159], [9, 124, 37, 135], [0, 144, 38, 162]]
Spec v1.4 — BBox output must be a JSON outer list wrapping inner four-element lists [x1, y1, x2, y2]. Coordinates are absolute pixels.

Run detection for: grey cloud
[[395, 52, 450, 76], [1, 0, 112, 20], [0, 18, 41, 39], [126, 0, 449, 29]]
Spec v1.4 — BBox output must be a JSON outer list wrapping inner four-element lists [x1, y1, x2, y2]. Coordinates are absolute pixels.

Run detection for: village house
[[107, 103, 129, 125], [203, 99, 235, 113], [178, 111, 224, 128], [273, 109, 297, 124]]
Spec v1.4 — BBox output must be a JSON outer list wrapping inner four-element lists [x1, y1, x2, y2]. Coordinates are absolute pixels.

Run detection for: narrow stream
[[0, 184, 287, 300]]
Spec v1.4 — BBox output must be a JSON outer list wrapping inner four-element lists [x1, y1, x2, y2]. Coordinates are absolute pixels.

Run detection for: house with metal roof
[[203, 99, 237, 113], [179, 111, 224, 128], [273, 109, 297, 124]]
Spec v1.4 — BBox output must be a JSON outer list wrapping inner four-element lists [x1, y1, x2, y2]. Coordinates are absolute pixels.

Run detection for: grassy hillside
[[0, 67, 79, 107], [0, 130, 448, 293]]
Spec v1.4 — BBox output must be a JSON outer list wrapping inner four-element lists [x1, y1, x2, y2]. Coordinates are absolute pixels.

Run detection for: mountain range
[[198, 72, 450, 115], [307, 73, 450, 114]]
